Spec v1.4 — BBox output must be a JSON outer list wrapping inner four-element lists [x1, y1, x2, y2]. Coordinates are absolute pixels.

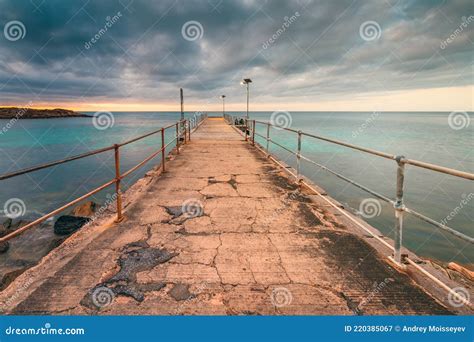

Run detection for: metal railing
[[0, 114, 207, 243], [224, 114, 474, 266]]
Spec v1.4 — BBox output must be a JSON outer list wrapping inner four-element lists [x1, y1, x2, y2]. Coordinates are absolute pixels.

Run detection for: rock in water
[[71, 201, 97, 217], [54, 215, 90, 235]]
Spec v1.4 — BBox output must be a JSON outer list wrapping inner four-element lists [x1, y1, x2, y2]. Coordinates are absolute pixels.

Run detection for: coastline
[[0, 107, 91, 119]]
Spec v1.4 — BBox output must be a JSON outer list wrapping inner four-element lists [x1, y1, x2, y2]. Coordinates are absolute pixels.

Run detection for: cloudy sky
[[0, 0, 472, 111]]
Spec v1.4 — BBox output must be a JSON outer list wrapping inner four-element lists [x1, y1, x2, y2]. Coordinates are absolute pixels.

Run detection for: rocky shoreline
[[0, 201, 97, 290], [0, 107, 90, 119]]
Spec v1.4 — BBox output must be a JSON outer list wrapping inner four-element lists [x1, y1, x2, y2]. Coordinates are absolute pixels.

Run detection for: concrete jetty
[[0, 118, 468, 315]]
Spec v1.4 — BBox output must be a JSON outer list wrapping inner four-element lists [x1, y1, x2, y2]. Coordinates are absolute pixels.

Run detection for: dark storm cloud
[[0, 0, 472, 106]]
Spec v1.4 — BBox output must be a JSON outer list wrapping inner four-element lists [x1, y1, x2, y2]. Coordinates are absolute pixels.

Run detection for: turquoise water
[[0, 112, 472, 266]]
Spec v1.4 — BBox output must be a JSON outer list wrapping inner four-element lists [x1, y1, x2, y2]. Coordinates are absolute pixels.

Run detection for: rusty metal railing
[[224, 113, 473, 307], [224, 114, 474, 259], [0, 113, 207, 243]]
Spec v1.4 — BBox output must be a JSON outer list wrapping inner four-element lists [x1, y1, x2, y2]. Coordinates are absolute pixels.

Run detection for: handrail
[[402, 158, 473, 180], [0, 146, 116, 181], [0, 113, 207, 243], [0, 121, 188, 181], [252, 119, 473, 180], [118, 122, 178, 147], [225, 114, 473, 248], [254, 119, 397, 161]]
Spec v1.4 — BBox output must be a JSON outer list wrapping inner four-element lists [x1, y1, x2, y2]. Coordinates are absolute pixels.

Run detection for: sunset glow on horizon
[[3, 85, 473, 112]]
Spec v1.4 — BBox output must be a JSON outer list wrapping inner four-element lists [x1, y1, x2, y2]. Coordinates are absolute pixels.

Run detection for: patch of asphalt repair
[[169, 283, 194, 301], [81, 242, 177, 309]]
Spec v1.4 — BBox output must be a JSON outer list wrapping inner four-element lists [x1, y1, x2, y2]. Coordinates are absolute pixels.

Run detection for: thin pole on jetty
[[161, 128, 165, 172], [113, 144, 123, 222], [180, 88, 184, 121], [180, 88, 185, 143], [220, 95, 226, 117], [240, 78, 252, 118], [393, 156, 406, 264], [175, 122, 180, 154], [188, 119, 191, 142]]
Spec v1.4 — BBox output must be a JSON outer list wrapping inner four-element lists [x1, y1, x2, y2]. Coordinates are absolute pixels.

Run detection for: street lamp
[[180, 88, 184, 121], [179, 88, 185, 142], [240, 78, 252, 118], [220, 95, 226, 117]]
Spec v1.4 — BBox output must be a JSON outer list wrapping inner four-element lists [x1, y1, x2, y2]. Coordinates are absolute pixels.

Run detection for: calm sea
[[0, 111, 472, 266]]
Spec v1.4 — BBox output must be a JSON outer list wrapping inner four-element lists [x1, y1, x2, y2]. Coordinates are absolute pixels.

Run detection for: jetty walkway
[[0, 118, 467, 315]]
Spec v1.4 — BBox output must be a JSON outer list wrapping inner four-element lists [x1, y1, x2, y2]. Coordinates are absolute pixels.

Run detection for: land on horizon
[[0, 107, 90, 119]]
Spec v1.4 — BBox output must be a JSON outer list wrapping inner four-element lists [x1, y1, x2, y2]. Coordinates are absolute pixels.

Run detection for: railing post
[[161, 128, 165, 172], [393, 155, 406, 265], [297, 131, 302, 182], [252, 120, 256, 145], [188, 119, 192, 142], [184, 120, 188, 144], [245, 118, 248, 141], [176, 122, 180, 154], [114, 144, 123, 222], [266, 123, 270, 156]]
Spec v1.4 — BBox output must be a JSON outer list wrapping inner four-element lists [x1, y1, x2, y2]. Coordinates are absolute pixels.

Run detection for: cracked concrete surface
[[0, 118, 454, 315]]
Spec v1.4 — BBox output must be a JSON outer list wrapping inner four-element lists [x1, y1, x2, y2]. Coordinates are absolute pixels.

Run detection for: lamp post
[[179, 88, 185, 142], [180, 88, 184, 121], [240, 78, 252, 118], [220, 95, 226, 117]]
